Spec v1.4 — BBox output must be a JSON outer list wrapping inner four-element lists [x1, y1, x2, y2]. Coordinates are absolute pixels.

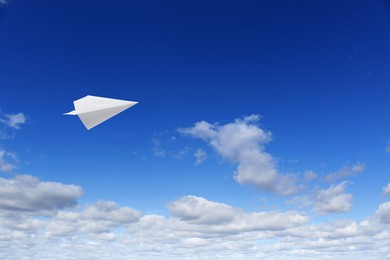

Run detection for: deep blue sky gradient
[[1, 0, 390, 221]]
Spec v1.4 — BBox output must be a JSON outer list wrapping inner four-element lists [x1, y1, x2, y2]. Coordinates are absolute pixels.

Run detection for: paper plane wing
[[64, 95, 138, 130]]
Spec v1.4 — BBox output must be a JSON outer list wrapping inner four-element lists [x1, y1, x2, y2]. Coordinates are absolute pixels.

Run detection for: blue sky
[[1, 0, 390, 258]]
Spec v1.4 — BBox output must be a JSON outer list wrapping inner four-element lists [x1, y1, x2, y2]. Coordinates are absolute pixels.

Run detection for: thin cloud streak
[[324, 163, 365, 182]]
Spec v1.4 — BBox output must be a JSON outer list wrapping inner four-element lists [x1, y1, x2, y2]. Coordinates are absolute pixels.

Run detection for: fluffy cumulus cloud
[[168, 195, 239, 224], [271, 218, 390, 259], [178, 115, 299, 196], [82, 200, 140, 224], [46, 200, 141, 236], [325, 163, 365, 182], [376, 202, 390, 224], [0, 175, 83, 214], [167, 196, 308, 234], [315, 182, 352, 214]]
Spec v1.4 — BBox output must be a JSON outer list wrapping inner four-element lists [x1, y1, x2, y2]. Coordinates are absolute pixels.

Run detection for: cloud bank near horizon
[[0, 174, 389, 259]]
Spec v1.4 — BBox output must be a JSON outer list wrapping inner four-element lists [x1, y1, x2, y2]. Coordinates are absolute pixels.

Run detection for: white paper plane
[[64, 95, 138, 130]]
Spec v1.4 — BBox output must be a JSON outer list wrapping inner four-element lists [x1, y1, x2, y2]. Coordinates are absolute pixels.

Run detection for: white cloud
[[0, 190, 309, 258], [0, 184, 389, 259], [168, 195, 239, 224], [0, 113, 26, 129], [193, 148, 206, 165], [0, 149, 17, 172], [325, 163, 365, 182], [376, 202, 390, 224], [383, 183, 390, 197], [272, 220, 390, 259], [46, 200, 140, 236], [0, 175, 83, 214], [315, 182, 352, 214], [300, 217, 383, 235], [179, 115, 299, 196], [82, 200, 140, 224], [167, 196, 308, 233], [0, 0, 7, 5], [290, 181, 357, 215], [0, 176, 140, 237]]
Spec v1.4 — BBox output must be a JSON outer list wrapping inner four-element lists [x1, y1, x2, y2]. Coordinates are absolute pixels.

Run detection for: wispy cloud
[[315, 181, 352, 214], [324, 163, 365, 182], [0, 113, 26, 129], [0, 111, 27, 139], [303, 170, 317, 181], [0, 0, 7, 5], [152, 146, 166, 157], [151, 132, 167, 157], [383, 183, 390, 197], [0, 149, 17, 172], [386, 141, 390, 154], [151, 131, 207, 165], [179, 115, 300, 195], [193, 148, 206, 165], [151, 132, 182, 158], [174, 146, 191, 160]]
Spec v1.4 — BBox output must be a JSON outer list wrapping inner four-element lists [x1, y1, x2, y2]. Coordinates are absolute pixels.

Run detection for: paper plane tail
[[64, 110, 78, 115]]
